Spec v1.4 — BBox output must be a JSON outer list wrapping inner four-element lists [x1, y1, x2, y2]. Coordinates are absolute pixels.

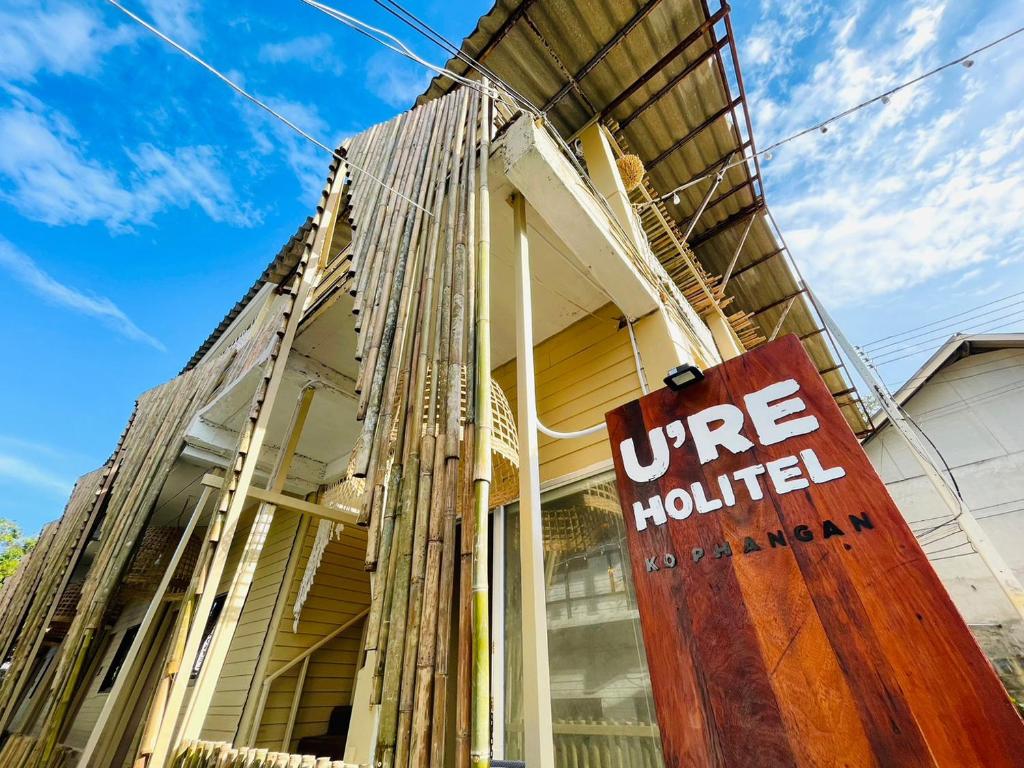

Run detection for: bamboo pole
[[425, 85, 477, 768], [470, 83, 494, 768], [375, 100, 456, 768]]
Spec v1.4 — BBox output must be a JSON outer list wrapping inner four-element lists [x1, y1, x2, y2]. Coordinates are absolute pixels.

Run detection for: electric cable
[[300, 0, 499, 103], [874, 308, 1024, 365], [371, 0, 541, 116], [641, 23, 1024, 209], [863, 290, 1024, 349], [103, 0, 435, 217]]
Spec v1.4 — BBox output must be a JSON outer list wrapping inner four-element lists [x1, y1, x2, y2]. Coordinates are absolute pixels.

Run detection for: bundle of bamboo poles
[[337, 83, 493, 768], [0, 735, 76, 768], [171, 739, 355, 768], [15, 341, 240, 764], [0, 468, 101, 678], [0, 465, 109, 734]]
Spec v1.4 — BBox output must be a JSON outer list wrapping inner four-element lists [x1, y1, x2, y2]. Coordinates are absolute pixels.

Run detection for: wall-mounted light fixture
[[664, 364, 704, 391]]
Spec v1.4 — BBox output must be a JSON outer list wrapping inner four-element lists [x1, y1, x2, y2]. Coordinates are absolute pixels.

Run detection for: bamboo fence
[[0, 465, 109, 734], [0, 270, 295, 765]]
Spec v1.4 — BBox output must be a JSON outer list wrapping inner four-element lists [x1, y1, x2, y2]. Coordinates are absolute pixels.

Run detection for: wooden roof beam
[[751, 288, 806, 317], [619, 37, 730, 130], [728, 246, 784, 280], [830, 387, 859, 400], [688, 199, 765, 248], [544, 0, 667, 112], [600, 5, 729, 121], [648, 96, 742, 171]]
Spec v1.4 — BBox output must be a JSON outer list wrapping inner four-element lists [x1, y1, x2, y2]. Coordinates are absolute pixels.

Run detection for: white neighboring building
[[863, 334, 1024, 704]]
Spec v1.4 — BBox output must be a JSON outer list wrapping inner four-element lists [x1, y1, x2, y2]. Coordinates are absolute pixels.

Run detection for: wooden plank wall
[[254, 523, 370, 752], [494, 305, 644, 482], [200, 507, 298, 743]]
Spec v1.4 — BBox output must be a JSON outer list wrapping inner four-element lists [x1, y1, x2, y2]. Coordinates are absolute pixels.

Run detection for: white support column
[[512, 192, 556, 768], [176, 386, 317, 742], [577, 123, 647, 253]]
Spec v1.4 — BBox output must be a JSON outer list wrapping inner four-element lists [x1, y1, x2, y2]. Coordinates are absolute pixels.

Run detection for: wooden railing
[[506, 719, 663, 768], [172, 739, 357, 767], [249, 608, 370, 753]]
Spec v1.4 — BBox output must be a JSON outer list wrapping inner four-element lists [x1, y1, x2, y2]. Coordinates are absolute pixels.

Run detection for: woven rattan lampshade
[[418, 364, 519, 507], [488, 380, 519, 507]]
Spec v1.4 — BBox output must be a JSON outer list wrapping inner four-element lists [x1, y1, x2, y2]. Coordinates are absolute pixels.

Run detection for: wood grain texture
[[605, 335, 1024, 767]]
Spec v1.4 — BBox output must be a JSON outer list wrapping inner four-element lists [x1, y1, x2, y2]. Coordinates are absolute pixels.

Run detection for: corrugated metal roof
[[420, 0, 869, 434]]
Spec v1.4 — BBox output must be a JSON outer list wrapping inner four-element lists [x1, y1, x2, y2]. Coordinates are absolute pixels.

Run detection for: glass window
[[503, 472, 663, 766], [99, 624, 140, 693], [190, 593, 226, 681]]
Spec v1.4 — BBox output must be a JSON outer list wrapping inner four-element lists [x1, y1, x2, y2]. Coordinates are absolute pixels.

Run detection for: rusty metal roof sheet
[[420, 0, 869, 434]]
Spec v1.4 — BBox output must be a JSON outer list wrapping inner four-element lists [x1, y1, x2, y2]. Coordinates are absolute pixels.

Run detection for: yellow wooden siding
[[494, 307, 644, 483], [254, 523, 370, 752], [63, 600, 150, 749], [200, 507, 302, 743]]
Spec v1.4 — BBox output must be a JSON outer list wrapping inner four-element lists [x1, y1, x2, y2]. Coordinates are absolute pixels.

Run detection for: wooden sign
[[605, 335, 1024, 767]]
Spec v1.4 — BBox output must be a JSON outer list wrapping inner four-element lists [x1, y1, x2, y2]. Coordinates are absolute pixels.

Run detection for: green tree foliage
[[0, 519, 36, 586]]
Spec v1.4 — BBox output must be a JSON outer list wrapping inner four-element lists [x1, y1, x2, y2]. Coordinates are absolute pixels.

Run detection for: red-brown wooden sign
[[605, 335, 1024, 767]]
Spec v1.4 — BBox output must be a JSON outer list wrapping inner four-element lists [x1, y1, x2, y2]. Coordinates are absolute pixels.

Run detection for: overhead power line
[[642, 23, 1024, 209], [300, 0, 500, 105], [103, 0, 434, 217], [863, 289, 1024, 349], [370, 0, 541, 116], [873, 307, 1024, 365], [866, 295, 1024, 353]]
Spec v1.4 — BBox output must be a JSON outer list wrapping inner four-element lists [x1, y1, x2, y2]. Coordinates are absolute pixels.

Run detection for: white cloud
[[0, 96, 259, 231], [0, 237, 166, 350], [752, 0, 1024, 304], [139, 0, 201, 47], [743, 0, 831, 81], [0, 2, 133, 82], [365, 52, 430, 108], [0, 454, 72, 497], [259, 34, 345, 75], [243, 96, 336, 203]]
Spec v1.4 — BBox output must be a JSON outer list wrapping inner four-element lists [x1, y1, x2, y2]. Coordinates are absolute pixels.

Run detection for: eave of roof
[[418, 0, 869, 433], [863, 333, 1024, 439], [890, 333, 1024, 406], [180, 217, 313, 373]]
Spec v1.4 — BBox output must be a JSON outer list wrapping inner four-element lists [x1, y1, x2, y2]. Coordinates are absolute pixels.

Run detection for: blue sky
[[1, 0, 1022, 533]]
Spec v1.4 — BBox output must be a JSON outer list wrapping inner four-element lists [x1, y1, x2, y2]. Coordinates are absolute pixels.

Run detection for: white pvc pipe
[[536, 420, 606, 439]]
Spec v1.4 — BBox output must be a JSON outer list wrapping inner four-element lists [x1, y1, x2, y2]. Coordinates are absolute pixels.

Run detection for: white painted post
[[512, 192, 556, 768], [809, 288, 1024, 623]]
